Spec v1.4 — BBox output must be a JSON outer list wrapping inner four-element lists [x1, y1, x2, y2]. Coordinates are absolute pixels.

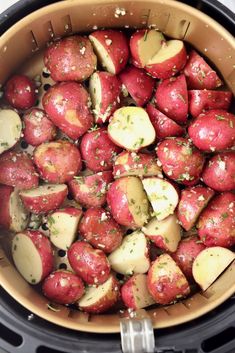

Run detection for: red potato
[[89, 71, 121, 124], [119, 66, 155, 107], [79, 208, 123, 253], [155, 74, 188, 124], [44, 35, 97, 82], [42, 82, 93, 140], [146, 104, 184, 139], [89, 30, 129, 74], [68, 241, 110, 285], [48, 207, 83, 250], [12, 230, 53, 284], [0, 185, 29, 232], [142, 214, 181, 252], [147, 254, 190, 305], [80, 128, 121, 172], [157, 138, 205, 185], [172, 236, 206, 280], [107, 176, 149, 229], [42, 270, 84, 305], [33, 140, 82, 183], [0, 109, 22, 154], [20, 184, 68, 214], [197, 192, 235, 248], [78, 274, 119, 313], [23, 108, 57, 146], [4, 74, 36, 110], [113, 151, 162, 178], [0, 151, 39, 189], [146, 40, 187, 79], [188, 110, 235, 152], [188, 90, 232, 118], [202, 152, 235, 192], [121, 274, 155, 309], [177, 185, 215, 231], [68, 171, 113, 208], [142, 177, 179, 221], [108, 230, 150, 275], [130, 29, 165, 68], [108, 107, 156, 151], [184, 50, 222, 89]]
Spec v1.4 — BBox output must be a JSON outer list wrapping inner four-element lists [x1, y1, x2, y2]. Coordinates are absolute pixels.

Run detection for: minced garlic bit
[[114, 7, 126, 18]]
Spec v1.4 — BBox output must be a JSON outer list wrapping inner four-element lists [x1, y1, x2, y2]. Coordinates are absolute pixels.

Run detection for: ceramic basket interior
[[0, 0, 234, 334]]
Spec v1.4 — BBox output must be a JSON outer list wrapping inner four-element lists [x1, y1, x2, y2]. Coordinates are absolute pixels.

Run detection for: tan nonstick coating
[[0, 0, 235, 333]]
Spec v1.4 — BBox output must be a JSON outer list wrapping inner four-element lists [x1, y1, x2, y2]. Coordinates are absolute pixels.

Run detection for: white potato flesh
[[142, 214, 181, 252], [48, 211, 81, 250], [12, 233, 43, 284], [108, 230, 150, 275], [148, 40, 184, 64], [10, 189, 29, 232], [151, 254, 185, 283], [192, 247, 235, 291], [138, 30, 165, 66], [0, 109, 22, 154], [108, 107, 155, 151], [142, 178, 179, 221], [89, 72, 102, 118], [127, 177, 149, 227], [131, 274, 155, 309], [78, 275, 115, 308], [89, 35, 115, 74], [20, 184, 67, 197]]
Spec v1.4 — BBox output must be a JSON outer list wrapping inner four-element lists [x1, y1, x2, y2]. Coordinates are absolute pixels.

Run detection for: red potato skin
[[68, 241, 110, 285], [155, 74, 188, 124], [121, 275, 138, 309], [0, 185, 14, 230], [146, 103, 184, 139], [92, 71, 121, 124], [20, 185, 68, 214], [145, 45, 187, 79], [33, 140, 82, 183], [184, 50, 222, 89], [44, 35, 97, 82], [20, 230, 53, 280], [176, 185, 215, 231], [68, 171, 113, 208], [107, 177, 138, 228], [23, 108, 57, 146], [197, 192, 235, 248], [147, 258, 190, 305], [129, 29, 149, 68], [42, 82, 93, 140], [119, 66, 155, 106], [80, 128, 121, 172], [79, 207, 123, 253], [202, 152, 235, 192], [188, 90, 232, 118], [113, 151, 160, 178], [157, 138, 205, 185], [188, 110, 235, 152], [171, 236, 206, 280], [89, 30, 129, 74], [0, 151, 39, 189], [4, 74, 36, 110], [42, 270, 84, 304]]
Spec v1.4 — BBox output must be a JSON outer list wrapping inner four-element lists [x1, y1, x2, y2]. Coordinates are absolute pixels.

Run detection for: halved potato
[[192, 247, 235, 291], [108, 230, 150, 275], [0, 109, 22, 154]]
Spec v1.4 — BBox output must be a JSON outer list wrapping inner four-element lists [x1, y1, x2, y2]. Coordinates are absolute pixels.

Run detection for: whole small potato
[[23, 108, 57, 146], [68, 241, 110, 285], [202, 152, 235, 192], [157, 138, 205, 185], [197, 192, 235, 248], [34, 140, 82, 183], [42, 270, 84, 304], [44, 35, 97, 81]]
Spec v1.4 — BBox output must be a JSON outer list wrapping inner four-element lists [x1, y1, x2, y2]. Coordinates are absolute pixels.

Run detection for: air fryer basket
[[0, 0, 235, 339]]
